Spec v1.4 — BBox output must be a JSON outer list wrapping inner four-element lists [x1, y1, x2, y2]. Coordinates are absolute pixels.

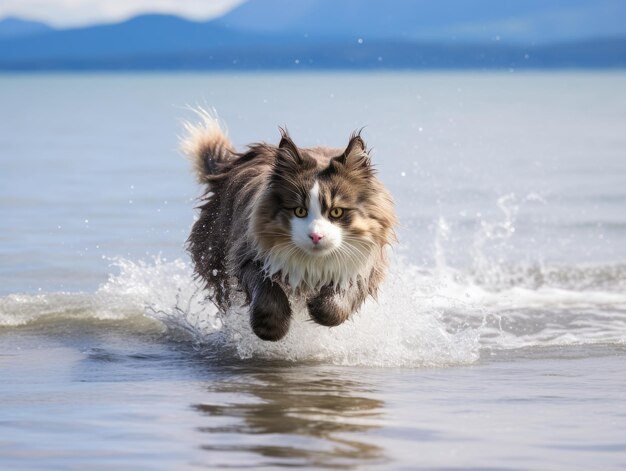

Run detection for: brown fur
[[183, 114, 396, 341]]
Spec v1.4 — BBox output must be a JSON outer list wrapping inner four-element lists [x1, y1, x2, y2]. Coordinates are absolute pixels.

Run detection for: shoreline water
[[1, 321, 624, 470], [1, 71, 625, 469]]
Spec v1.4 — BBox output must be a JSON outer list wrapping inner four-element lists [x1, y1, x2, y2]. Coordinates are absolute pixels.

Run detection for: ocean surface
[[1, 72, 625, 470]]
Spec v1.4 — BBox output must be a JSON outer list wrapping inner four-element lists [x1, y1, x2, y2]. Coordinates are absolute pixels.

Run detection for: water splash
[[1, 194, 625, 366]]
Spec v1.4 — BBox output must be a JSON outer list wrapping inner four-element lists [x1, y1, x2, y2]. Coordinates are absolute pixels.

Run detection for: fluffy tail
[[181, 107, 235, 184]]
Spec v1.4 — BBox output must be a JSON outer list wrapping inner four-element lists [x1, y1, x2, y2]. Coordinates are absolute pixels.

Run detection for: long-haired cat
[[182, 110, 396, 341]]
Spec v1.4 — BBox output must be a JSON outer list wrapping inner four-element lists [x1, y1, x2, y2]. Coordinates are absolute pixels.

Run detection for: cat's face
[[289, 180, 343, 254], [252, 132, 395, 288]]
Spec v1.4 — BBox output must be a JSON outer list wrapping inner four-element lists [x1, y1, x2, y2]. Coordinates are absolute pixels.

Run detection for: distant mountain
[[0, 0, 625, 71], [218, 0, 626, 44], [0, 14, 266, 62], [0, 17, 52, 39], [2, 36, 624, 71]]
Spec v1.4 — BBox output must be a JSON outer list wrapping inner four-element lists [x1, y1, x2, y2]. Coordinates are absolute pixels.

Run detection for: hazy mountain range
[[1, 0, 625, 71], [0, 17, 53, 38]]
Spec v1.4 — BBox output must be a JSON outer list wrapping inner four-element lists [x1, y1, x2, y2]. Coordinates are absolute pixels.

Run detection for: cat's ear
[[334, 131, 371, 171], [278, 127, 303, 163]]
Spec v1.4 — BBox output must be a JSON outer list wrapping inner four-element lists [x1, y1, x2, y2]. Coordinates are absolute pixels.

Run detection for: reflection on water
[[193, 367, 387, 468]]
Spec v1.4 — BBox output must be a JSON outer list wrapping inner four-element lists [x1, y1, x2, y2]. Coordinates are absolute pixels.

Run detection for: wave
[[2, 194, 624, 367], [1, 255, 625, 367]]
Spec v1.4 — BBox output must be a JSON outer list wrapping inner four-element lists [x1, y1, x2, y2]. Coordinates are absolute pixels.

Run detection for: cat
[[182, 109, 396, 341]]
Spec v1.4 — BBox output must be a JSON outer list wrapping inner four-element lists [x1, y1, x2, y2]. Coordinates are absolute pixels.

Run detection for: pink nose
[[309, 232, 324, 244]]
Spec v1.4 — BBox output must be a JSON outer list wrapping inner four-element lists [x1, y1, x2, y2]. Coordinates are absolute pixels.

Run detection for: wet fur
[[183, 109, 396, 341]]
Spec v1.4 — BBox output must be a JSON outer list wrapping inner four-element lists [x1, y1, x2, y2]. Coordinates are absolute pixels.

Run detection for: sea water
[[0, 72, 625, 469]]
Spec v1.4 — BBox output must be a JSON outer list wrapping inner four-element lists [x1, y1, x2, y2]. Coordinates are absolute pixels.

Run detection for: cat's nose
[[309, 232, 324, 244]]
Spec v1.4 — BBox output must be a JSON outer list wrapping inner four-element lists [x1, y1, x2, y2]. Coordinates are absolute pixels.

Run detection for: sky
[[0, 0, 246, 27]]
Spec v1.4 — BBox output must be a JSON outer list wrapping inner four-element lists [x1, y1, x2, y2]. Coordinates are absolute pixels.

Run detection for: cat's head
[[252, 130, 396, 289]]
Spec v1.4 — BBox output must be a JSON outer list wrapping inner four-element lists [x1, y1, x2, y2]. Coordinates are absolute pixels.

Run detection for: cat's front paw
[[250, 284, 292, 341], [307, 294, 349, 327]]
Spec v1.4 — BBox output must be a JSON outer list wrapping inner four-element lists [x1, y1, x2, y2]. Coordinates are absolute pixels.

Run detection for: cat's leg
[[307, 282, 367, 327], [240, 260, 292, 341]]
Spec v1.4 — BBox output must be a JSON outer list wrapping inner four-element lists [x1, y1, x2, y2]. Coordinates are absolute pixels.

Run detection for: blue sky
[[0, 0, 244, 27]]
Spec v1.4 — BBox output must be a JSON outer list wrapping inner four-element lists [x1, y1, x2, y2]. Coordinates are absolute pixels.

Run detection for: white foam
[[211, 262, 481, 367], [129, 256, 482, 367], [2, 254, 625, 367]]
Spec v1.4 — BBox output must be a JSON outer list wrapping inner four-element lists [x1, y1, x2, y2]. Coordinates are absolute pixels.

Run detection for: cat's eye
[[294, 207, 308, 218], [329, 207, 344, 219]]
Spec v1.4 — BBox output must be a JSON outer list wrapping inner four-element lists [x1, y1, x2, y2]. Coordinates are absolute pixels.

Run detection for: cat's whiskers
[[256, 230, 290, 238], [336, 245, 361, 267]]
